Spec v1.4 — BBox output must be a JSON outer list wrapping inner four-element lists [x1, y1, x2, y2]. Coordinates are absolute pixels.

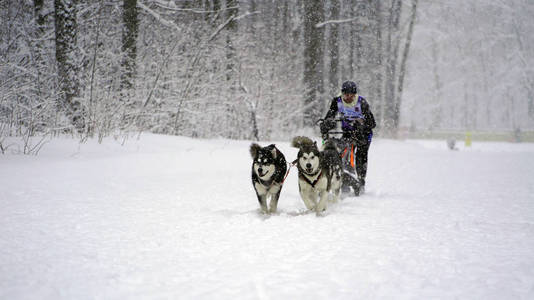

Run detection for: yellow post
[[465, 131, 472, 147]]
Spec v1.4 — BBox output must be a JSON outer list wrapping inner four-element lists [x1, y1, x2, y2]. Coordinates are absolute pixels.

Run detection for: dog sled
[[317, 118, 362, 196]]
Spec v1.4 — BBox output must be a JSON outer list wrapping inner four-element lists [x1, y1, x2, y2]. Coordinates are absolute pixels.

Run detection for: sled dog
[[250, 143, 287, 213], [291, 136, 341, 215], [321, 139, 343, 203]]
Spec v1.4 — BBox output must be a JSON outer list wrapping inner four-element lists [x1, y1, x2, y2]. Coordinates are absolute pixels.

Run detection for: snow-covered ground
[[1, 134, 534, 299]]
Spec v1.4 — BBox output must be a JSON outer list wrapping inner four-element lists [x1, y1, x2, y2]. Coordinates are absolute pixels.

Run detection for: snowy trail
[[1, 134, 534, 299]]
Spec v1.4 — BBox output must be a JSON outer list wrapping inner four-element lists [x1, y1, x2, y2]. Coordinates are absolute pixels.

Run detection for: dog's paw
[[315, 210, 327, 217]]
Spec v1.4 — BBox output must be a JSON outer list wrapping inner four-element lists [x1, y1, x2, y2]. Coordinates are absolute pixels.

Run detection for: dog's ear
[[250, 143, 261, 159], [271, 147, 277, 159]]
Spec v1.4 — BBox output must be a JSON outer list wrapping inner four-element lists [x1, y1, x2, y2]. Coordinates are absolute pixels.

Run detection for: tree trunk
[[225, 0, 237, 84], [394, 0, 418, 136], [431, 36, 442, 129], [211, 0, 221, 25], [303, 0, 324, 127], [328, 0, 340, 95], [225, 0, 238, 138], [383, 0, 402, 134], [54, 0, 84, 130], [353, 0, 364, 80], [34, 0, 45, 34], [373, 0, 384, 130], [34, 0, 46, 97], [121, 0, 139, 95]]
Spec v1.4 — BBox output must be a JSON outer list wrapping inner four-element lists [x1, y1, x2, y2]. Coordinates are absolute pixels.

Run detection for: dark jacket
[[324, 96, 376, 143]]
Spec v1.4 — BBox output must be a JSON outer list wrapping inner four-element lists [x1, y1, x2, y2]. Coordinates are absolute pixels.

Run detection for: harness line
[[299, 170, 323, 188], [281, 161, 297, 185]]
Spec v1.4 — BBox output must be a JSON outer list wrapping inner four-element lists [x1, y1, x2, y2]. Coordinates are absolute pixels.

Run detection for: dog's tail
[[250, 143, 261, 158], [291, 136, 315, 149]]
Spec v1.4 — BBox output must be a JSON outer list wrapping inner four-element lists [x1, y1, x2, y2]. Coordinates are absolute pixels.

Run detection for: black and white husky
[[250, 143, 287, 214], [291, 136, 342, 215]]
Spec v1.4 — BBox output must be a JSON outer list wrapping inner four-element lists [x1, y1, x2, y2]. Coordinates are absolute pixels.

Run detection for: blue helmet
[[341, 81, 358, 94]]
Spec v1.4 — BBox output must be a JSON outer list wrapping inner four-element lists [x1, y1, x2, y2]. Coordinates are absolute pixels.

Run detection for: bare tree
[[121, 0, 139, 96], [225, 0, 238, 84], [303, 0, 325, 127], [328, 0, 340, 95], [395, 0, 418, 134], [382, 0, 402, 133], [54, 0, 84, 130]]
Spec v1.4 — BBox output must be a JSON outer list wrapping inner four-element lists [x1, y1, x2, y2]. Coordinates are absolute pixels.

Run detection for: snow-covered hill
[[1, 134, 534, 299]]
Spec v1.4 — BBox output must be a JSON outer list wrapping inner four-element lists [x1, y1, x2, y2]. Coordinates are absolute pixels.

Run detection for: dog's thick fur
[[291, 136, 341, 215], [250, 143, 287, 213], [322, 139, 342, 203]]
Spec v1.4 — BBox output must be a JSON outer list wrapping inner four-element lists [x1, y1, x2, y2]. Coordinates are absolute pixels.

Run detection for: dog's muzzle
[[257, 167, 268, 177]]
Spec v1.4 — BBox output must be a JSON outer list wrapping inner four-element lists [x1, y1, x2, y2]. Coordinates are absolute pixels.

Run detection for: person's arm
[[324, 98, 338, 121], [321, 98, 338, 133], [361, 99, 376, 130]]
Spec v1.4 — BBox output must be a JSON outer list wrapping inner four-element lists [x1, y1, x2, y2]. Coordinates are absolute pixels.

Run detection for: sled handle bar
[[316, 118, 345, 125]]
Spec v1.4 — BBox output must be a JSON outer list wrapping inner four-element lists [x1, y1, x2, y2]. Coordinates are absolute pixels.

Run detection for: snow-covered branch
[[315, 17, 357, 28], [137, 1, 181, 31], [153, 1, 239, 15]]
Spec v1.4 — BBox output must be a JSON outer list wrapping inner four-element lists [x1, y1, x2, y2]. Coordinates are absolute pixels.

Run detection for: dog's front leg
[[332, 187, 340, 203], [254, 183, 269, 213], [316, 190, 328, 214], [299, 188, 315, 210], [256, 194, 268, 213], [267, 183, 282, 213], [269, 191, 280, 213]]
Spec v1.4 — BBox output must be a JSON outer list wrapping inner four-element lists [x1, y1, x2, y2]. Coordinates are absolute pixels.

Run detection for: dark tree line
[[1, 0, 420, 153]]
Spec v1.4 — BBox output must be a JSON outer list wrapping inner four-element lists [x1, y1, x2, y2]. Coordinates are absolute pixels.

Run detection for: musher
[[320, 80, 376, 195]]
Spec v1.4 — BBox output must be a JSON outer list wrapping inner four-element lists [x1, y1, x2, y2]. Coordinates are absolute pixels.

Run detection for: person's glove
[[345, 117, 365, 131], [320, 119, 336, 134], [320, 123, 329, 134]]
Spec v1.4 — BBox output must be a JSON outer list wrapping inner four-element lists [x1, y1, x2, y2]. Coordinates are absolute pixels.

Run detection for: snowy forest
[[1, 0, 533, 153], [2, 2, 534, 297]]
